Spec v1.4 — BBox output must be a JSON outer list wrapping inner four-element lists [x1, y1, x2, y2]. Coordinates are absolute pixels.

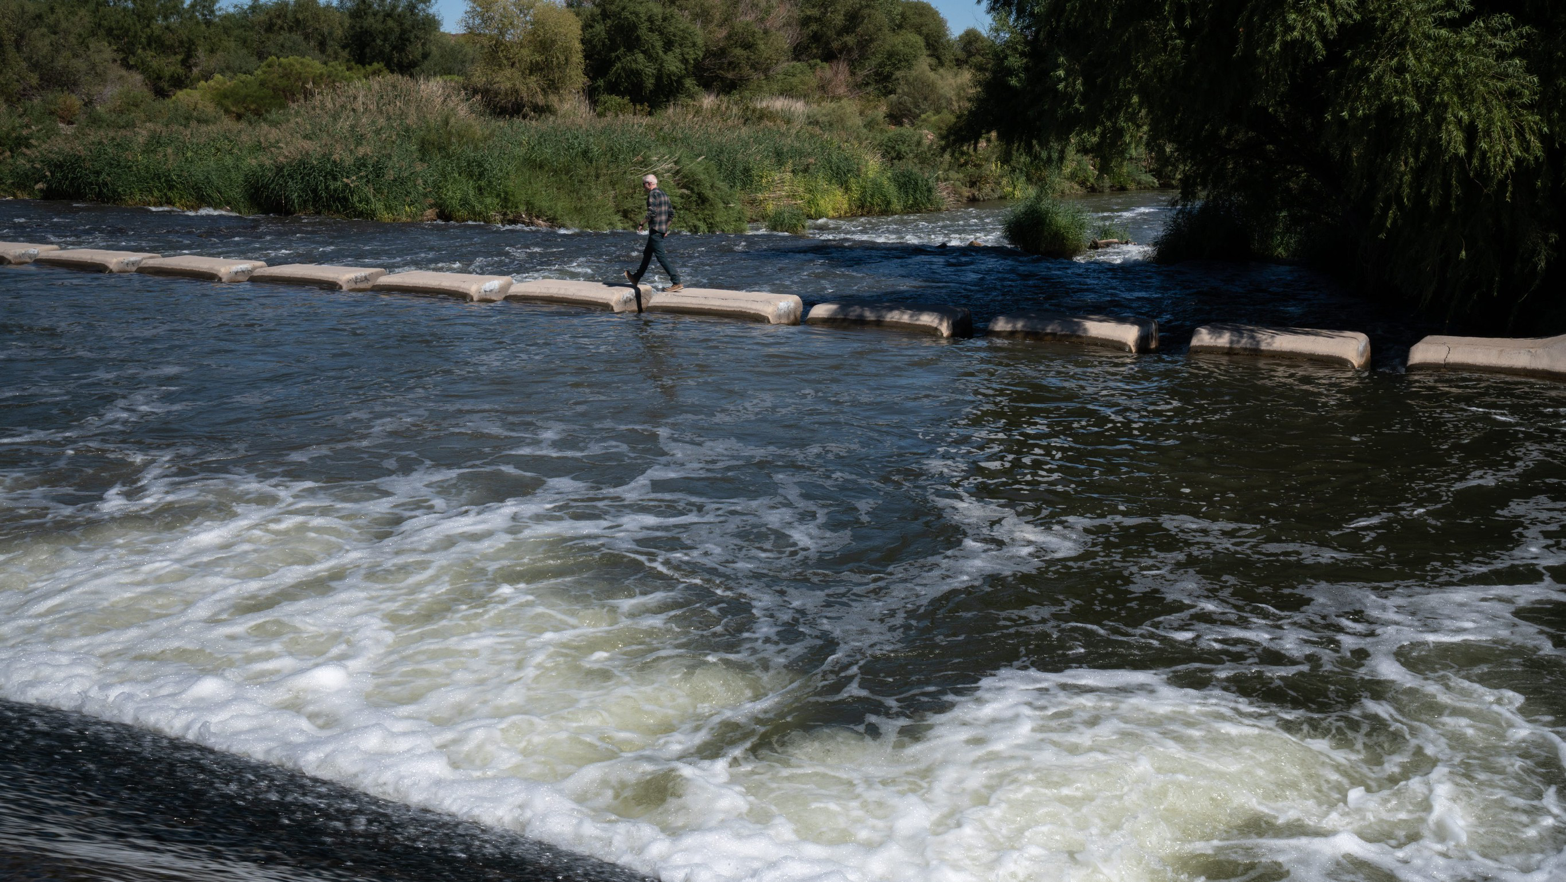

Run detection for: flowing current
[[2, 194, 1564, 882]]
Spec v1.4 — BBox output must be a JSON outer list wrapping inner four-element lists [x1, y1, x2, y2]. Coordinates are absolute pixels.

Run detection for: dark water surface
[[2, 195, 1564, 882]]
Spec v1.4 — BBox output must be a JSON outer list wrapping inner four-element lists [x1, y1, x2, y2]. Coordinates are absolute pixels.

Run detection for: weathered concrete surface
[[137, 256, 267, 283], [34, 249, 161, 273], [989, 311, 1159, 352], [250, 264, 387, 291], [371, 271, 513, 302], [1407, 333, 1566, 381], [1189, 323, 1370, 369], [0, 242, 59, 265], [805, 302, 973, 338], [645, 287, 804, 325], [505, 279, 646, 313]]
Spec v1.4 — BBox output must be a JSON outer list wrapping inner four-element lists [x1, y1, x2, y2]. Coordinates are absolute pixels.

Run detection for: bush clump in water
[[765, 205, 807, 233], [1003, 191, 1087, 258]]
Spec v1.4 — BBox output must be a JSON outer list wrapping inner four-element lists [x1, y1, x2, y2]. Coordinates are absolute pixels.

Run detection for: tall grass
[[1003, 191, 1088, 258], [1, 78, 945, 230]]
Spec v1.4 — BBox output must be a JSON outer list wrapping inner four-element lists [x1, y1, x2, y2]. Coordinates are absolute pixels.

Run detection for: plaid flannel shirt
[[644, 187, 674, 234]]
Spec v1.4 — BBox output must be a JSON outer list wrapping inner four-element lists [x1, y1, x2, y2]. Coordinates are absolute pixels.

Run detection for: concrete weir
[[989, 311, 1159, 352], [1407, 333, 1566, 381], [34, 249, 161, 273], [1, 242, 59, 265], [138, 256, 266, 283], [805, 303, 973, 338], [371, 271, 513, 302], [505, 279, 645, 313], [250, 264, 387, 291], [645, 287, 803, 325], [1189, 323, 1371, 369]]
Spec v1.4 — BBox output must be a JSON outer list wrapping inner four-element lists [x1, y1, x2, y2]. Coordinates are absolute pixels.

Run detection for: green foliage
[[0, 0, 128, 103], [594, 94, 642, 116], [953, 27, 992, 72], [1003, 191, 1086, 258], [975, 0, 1566, 330], [1091, 221, 1128, 242], [576, 0, 703, 109], [1, 76, 949, 229], [752, 62, 819, 100], [417, 32, 478, 79], [341, 0, 439, 75], [671, 0, 793, 94], [244, 0, 347, 64], [864, 30, 926, 93], [897, 1, 952, 67], [183, 56, 379, 119], [464, 0, 585, 115], [886, 61, 968, 125], [766, 204, 807, 233]]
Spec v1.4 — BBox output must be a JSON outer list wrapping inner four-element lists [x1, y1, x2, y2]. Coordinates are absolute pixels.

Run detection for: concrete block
[[0, 242, 59, 265], [250, 264, 387, 291], [1189, 323, 1370, 369], [645, 287, 803, 325], [34, 249, 161, 273], [805, 302, 973, 338], [505, 279, 645, 313], [371, 271, 513, 302], [989, 311, 1159, 352], [137, 255, 267, 283], [1407, 333, 1566, 381]]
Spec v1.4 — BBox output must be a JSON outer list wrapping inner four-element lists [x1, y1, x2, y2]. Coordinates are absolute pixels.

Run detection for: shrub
[[1091, 221, 1129, 242], [183, 56, 380, 120], [49, 92, 83, 125], [1004, 191, 1087, 258], [765, 205, 806, 233], [752, 62, 819, 99], [595, 94, 640, 116]]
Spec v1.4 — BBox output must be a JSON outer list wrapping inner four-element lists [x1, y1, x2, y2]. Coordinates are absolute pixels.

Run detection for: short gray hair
[[643, 174, 658, 185]]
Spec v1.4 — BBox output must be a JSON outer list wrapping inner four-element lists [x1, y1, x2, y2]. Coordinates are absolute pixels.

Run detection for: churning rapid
[[1, 195, 1564, 882]]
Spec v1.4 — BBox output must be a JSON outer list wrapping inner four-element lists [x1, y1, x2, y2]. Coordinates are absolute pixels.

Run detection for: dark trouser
[[631, 230, 680, 285]]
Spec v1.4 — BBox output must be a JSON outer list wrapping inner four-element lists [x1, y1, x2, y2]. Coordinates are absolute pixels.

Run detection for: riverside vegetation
[[0, 0, 1143, 232], [971, 0, 1566, 331]]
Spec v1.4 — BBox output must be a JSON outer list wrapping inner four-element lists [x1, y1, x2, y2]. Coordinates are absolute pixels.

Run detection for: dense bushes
[[181, 56, 383, 120]]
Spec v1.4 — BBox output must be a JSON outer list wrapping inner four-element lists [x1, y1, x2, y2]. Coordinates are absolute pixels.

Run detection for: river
[[1, 193, 1563, 882]]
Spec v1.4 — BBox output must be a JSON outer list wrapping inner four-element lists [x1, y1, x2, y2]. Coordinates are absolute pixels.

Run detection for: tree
[[971, 0, 1566, 330], [0, 0, 124, 103], [670, 0, 795, 94], [896, 1, 951, 67], [341, 0, 439, 75], [795, 0, 894, 65], [463, 0, 584, 114], [952, 26, 991, 71], [243, 0, 348, 64], [575, 0, 702, 109]]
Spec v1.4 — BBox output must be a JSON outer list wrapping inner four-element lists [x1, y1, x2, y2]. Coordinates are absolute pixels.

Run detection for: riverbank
[[0, 77, 1087, 233]]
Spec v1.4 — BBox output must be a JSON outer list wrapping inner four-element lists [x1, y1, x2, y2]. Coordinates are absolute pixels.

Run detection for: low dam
[[1, 194, 1563, 882]]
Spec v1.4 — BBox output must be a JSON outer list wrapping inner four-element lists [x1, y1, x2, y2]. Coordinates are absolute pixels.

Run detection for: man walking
[[625, 174, 682, 302]]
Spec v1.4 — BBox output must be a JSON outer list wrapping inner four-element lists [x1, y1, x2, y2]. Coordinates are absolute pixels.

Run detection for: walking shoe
[[667, 284, 684, 292], [624, 270, 638, 284]]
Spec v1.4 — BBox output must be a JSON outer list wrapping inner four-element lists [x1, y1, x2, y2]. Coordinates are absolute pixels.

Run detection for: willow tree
[[972, 0, 1565, 330]]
